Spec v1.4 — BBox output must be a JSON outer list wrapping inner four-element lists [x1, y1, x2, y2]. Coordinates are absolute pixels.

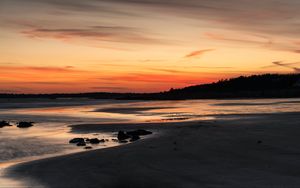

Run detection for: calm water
[[0, 98, 300, 186]]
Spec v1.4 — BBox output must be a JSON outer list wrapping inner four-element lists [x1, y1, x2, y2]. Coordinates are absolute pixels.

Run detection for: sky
[[1, 0, 300, 93]]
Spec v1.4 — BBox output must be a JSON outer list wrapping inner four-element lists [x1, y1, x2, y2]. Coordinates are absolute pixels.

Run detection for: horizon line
[[1, 73, 299, 95]]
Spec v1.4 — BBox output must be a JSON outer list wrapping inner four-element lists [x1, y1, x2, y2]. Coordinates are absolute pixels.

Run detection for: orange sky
[[1, 0, 300, 93]]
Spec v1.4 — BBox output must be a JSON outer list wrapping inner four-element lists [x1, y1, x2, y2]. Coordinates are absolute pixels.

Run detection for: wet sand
[[5, 112, 300, 188]]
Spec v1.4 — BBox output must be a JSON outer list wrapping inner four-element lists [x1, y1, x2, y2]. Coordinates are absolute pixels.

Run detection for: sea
[[0, 98, 300, 187]]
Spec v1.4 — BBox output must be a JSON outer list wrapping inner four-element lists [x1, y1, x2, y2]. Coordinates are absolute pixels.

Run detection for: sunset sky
[[1, 0, 300, 93]]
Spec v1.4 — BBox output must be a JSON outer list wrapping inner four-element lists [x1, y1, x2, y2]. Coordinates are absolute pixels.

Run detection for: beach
[[4, 111, 300, 188], [1, 98, 300, 187]]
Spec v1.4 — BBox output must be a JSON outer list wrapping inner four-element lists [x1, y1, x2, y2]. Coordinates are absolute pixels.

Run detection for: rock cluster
[[17, 121, 34, 128], [69, 129, 152, 149], [117, 129, 152, 142], [0, 121, 34, 128], [0, 121, 12, 128], [69, 137, 105, 148]]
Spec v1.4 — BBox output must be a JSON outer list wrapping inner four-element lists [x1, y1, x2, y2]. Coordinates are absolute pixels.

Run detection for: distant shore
[[6, 112, 300, 188], [1, 73, 299, 100]]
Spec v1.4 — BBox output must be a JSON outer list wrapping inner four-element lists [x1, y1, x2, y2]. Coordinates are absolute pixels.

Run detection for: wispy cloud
[[204, 32, 300, 53], [293, 50, 300, 53], [0, 66, 91, 83], [184, 49, 214, 58], [272, 61, 300, 73], [108, 0, 300, 37], [90, 86, 128, 91], [262, 61, 300, 73], [26, 81, 71, 85], [0, 62, 20, 65], [204, 32, 272, 46], [150, 66, 232, 74], [3, 0, 300, 52], [0, 89, 20, 93], [98, 71, 237, 86], [21, 25, 169, 46], [0, 65, 83, 73], [149, 68, 195, 74]]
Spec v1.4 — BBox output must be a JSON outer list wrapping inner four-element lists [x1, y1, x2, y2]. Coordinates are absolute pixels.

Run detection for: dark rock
[[77, 142, 86, 146], [0, 121, 12, 128], [130, 134, 140, 142], [127, 129, 152, 136], [89, 138, 105, 144], [117, 129, 152, 142], [17, 121, 34, 128], [112, 138, 118, 142], [84, 146, 93, 149], [69, 138, 85, 144], [117, 131, 130, 141], [119, 140, 128, 143]]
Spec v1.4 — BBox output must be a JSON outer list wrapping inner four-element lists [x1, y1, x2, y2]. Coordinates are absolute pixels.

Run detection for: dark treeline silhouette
[[129, 73, 300, 100], [1, 74, 300, 100]]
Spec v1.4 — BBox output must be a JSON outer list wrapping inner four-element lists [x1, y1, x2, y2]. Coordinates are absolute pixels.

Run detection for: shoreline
[[3, 133, 161, 187], [5, 112, 300, 188], [1, 121, 164, 187]]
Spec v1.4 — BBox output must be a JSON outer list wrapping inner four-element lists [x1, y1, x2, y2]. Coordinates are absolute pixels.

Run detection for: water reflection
[[0, 98, 300, 187]]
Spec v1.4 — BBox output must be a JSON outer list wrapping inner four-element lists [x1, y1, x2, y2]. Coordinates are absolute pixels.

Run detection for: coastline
[[5, 112, 300, 188]]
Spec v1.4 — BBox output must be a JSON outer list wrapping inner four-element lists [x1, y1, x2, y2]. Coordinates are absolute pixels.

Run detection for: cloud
[[0, 65, 82, 73], [2, 0, 134, 16], [150, 68, 196, 74], [3, 0, 300, 52], [108, 0, 300, 53], [204, 32, 300, 53], [184, 49, 214, 58], [4, 0, 300, 39], [0, 62, 20, 65], [21, 25, 170, 46], [293, 50, 300, 53], [262, 61, 300, 73], [273, 61, 300, 73], [150, 66, 232, 74], [90, 86, 128, 91], [0, 65, 91, 82], [204, 32, 272, 46], [0, 65, 99, 93], [26, 81, 71, 85], [0, 89, 19, 93], [109, 0, 300, 35], [98, 71, 238, 86]]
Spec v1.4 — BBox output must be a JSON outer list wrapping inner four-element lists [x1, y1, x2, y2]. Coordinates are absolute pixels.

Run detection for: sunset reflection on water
[[1, 98, 300, 187]]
